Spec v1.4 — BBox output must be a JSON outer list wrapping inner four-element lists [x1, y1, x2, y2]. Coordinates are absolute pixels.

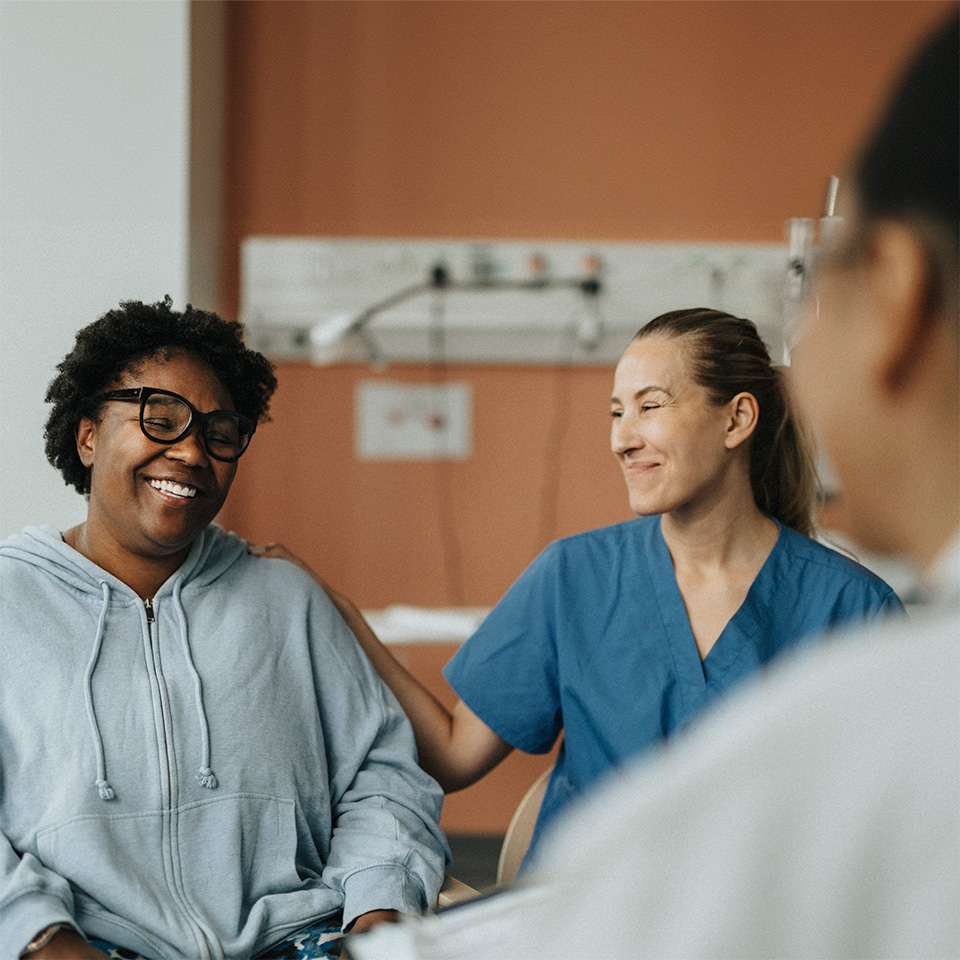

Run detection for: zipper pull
[[144, 598, 155, 623]]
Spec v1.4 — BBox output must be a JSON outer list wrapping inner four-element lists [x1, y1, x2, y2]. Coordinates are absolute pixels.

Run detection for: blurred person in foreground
[[347, 11, 959, 959]]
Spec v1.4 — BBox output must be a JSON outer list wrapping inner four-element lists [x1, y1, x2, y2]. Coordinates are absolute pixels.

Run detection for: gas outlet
[[356, 381, 472, 461]]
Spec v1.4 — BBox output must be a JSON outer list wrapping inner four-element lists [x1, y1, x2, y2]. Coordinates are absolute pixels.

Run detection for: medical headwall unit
[[240, 238, 796, 367]]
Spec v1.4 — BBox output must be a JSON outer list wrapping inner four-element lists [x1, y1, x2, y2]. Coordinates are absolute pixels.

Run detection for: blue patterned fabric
[[89, 914, 344, 959]]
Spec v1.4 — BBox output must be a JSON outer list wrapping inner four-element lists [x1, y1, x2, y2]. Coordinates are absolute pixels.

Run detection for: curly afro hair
[[45, 296, 278, 495]]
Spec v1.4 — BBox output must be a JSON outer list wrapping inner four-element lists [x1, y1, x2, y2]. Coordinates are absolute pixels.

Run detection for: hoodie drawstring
[[84, 581, 115, 801], [172, 580, 218, 791], [84, 580, 218, 802]]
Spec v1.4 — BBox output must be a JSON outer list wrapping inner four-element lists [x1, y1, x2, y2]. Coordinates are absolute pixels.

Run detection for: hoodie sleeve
[[0, 832, 82, 956], [304, 588, 451, 929]]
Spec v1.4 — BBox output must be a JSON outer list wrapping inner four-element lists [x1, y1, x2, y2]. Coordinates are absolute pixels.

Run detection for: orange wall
[[214, 0, 952, 834], [218, 0, 952, 609], [222, 360, 623, 606]]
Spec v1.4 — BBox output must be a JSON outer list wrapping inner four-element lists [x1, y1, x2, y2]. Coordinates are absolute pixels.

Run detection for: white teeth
[[149, 479, 197, 499]]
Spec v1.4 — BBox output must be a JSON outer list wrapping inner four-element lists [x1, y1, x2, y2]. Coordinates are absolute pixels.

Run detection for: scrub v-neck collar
[[647, 515, 785, 709]]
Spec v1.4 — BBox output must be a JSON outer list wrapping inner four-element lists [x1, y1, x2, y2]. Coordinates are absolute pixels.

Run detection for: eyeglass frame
[[96, 386, 257, 462]]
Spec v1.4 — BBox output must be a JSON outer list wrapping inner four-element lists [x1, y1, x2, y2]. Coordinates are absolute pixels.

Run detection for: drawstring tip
[[197, 767, 218, 790], [96, 779, 115, 801]]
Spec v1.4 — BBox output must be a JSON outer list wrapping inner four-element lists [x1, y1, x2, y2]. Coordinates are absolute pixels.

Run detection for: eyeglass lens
[[141, 393, 251, 459]]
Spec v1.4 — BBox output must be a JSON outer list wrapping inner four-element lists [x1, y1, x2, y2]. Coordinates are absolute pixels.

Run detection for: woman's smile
[[620, 459, 660, 477], [146, 476, 201, 501]]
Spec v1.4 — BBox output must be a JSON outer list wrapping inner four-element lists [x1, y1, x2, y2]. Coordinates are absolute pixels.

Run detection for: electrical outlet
[[356, 381, 472, 461]]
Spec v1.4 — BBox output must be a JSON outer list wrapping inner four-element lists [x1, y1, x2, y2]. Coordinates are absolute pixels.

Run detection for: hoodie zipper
[[144, 596, 217, 960]]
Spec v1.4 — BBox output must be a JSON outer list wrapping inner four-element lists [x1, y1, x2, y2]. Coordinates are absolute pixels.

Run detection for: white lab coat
[[349, 537, 960, 960]]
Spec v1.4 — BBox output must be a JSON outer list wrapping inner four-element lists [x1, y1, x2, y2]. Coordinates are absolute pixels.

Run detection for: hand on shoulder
[[250, 542, 360, 614]]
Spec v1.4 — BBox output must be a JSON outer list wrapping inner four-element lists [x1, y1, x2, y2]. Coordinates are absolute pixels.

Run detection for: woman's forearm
[[323, 585, 512, 791]]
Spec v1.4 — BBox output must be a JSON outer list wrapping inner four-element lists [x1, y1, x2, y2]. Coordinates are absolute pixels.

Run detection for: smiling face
[[76, 350, 239, 573], [611, 336, 750, 519]]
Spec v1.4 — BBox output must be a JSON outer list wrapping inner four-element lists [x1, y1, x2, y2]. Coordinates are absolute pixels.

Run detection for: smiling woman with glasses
[[0, 297, 449, 960], [43, 297, 274, 497]]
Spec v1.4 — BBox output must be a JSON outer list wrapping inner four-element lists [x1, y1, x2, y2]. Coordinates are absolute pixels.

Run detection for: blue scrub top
[[444, 515, 903, 867]]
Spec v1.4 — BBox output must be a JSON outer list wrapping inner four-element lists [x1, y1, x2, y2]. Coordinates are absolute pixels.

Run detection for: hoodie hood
[[0, 522, 249, 602]]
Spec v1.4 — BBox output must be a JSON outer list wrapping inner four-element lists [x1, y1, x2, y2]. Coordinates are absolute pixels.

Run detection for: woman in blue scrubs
[[265, 308, 902, 868]]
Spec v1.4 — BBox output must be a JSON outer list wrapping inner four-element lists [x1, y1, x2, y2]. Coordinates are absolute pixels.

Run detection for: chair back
[[496, 765, 552, 885]]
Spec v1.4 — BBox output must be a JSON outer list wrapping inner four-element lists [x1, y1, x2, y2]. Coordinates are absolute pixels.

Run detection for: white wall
[[0, 0, 191, 537]]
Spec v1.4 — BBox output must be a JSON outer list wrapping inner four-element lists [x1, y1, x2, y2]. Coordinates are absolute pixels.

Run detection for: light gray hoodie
[[0, 524, 449, 959]]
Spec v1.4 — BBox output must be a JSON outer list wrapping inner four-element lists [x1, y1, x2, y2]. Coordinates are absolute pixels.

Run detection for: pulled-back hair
[[854, 10, 958, 245], [45, 296, 277, 495], [635, 308, 819, 537], [853, 10, 958, 327]]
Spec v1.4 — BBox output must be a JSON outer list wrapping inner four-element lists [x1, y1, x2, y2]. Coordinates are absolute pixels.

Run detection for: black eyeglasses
[[97, 387, 256, 462]]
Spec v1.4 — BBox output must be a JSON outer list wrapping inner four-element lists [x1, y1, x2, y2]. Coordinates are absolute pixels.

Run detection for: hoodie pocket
[[37, 810, 183, 945], [177, 794, 306, 908], [36, 794, 334, 953], [176, 793, 337, 949]]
